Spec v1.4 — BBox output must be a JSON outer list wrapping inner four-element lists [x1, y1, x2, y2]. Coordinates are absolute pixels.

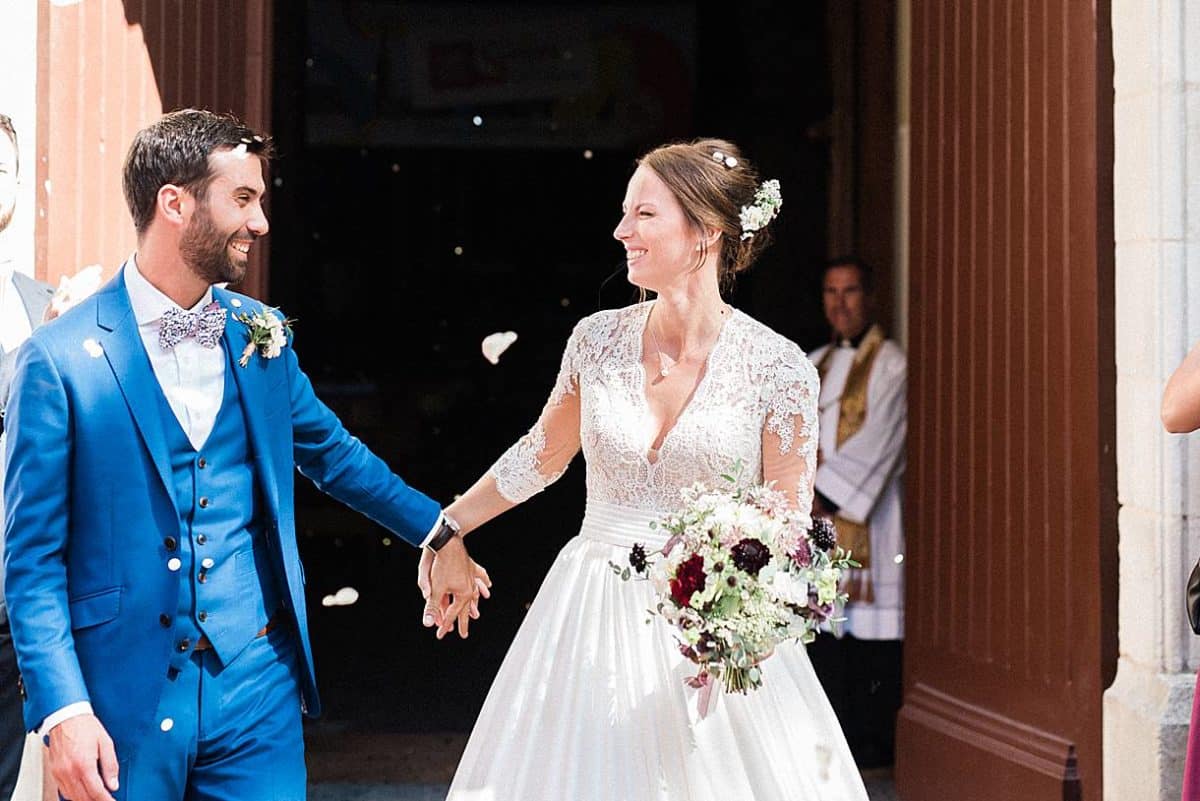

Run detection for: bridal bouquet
[[611, 464, 858, 716]]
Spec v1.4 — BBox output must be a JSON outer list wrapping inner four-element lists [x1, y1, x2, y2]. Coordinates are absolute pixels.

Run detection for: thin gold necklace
[[647, 303, 729, 378]]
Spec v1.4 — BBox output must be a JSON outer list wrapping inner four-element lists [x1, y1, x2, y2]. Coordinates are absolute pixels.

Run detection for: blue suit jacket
[[2, 270, 440, 748]]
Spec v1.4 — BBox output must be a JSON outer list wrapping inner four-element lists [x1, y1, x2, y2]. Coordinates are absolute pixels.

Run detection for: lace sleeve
[[760, 345, 820, 526], [488, 319, 586, 503]]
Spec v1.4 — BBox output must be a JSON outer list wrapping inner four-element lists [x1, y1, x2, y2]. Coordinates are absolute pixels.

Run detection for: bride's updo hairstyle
[[639, 138, 778, 292]]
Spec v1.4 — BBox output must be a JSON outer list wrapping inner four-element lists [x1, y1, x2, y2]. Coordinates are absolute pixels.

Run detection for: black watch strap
[[427, 516, 460, 552]]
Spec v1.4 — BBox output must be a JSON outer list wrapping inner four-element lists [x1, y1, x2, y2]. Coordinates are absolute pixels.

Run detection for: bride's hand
[[418, 547, 492, 629]]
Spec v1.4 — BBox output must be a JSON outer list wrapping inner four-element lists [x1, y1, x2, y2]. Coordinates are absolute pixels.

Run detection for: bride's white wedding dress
[[447, 301, 868, 801]]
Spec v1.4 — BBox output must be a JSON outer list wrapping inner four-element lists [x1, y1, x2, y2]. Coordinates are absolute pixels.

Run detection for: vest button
[[198, 457, 207, 469], [198, 611, 208, 622], [201, 557, 215, 569], [159, 614, 171, 628], [167, 558, 182, 572], [177, 638, 191, 652], [197, 534, 208, 545], [164, 537, 178, 551], [198, 573, 208, 584], [199, 497, 210, 508]]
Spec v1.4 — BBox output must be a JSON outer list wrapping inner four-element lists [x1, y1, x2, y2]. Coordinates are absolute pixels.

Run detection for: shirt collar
[[834, 326, 870, 350], [124, 254, 213, 326]]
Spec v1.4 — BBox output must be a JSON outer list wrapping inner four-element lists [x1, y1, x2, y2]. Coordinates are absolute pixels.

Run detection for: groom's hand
[[418, 548, 492, 635], [47, 713, 119, 801], [421, 538, 490, 639]]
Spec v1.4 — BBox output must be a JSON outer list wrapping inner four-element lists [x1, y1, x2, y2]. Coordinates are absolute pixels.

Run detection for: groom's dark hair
[[123, 108, 274, 234]]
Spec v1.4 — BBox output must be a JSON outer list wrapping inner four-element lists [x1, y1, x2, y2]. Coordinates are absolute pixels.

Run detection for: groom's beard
[[181, 203, 248, 286]]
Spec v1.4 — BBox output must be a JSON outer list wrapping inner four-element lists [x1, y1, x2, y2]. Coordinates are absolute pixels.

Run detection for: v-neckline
[[635, 301, 734, 465]]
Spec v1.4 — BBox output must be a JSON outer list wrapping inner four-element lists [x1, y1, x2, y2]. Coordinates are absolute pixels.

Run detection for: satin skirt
[[446, 500, 868, 801]]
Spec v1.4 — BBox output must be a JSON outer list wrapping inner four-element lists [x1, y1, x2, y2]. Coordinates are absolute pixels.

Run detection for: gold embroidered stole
[[815, 324, 886, 603]]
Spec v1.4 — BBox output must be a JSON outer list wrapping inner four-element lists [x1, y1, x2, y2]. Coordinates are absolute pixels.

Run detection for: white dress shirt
[[125, 258, 226, 449]]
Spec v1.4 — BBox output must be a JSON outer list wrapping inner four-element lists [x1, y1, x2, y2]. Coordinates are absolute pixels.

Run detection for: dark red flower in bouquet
[[670, 554, 708, 607], [810, 517, 837, 551], [731, 537, 771, 576]]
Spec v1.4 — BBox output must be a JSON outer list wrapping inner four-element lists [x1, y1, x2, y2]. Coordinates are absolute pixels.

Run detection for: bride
[[420, 138, 868, 801]]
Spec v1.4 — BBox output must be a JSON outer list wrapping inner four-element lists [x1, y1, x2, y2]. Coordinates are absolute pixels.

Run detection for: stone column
[[1105, 1, 1200, 799]]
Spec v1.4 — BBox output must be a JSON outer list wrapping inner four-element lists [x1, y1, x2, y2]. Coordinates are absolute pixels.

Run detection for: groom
[[3, 109, 481, 801]]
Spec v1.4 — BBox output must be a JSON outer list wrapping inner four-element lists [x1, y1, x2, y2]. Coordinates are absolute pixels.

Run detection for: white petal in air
[[51, 265, 104, 317], [323, 587, 359, 607], [481, 331, 518, 365], [82, 339, 104, 358]]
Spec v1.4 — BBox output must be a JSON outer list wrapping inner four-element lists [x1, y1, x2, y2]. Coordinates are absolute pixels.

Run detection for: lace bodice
[[489, 302, 819, 521]]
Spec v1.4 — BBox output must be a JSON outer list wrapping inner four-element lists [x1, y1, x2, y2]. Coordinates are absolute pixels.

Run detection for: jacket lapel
[[12, 272, 53, 329], [214, 288, 282, 519], [96, 268, 175, 506]]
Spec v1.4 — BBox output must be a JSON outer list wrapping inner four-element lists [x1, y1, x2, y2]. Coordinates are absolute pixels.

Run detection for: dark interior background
[[268, 0, 841, 732]]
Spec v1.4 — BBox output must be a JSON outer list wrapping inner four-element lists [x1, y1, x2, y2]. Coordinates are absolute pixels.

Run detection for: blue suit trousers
[[112, 625, 306, 801]]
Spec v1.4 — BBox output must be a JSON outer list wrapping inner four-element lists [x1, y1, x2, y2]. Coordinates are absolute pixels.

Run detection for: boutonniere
[[233, 307, 295, 367]]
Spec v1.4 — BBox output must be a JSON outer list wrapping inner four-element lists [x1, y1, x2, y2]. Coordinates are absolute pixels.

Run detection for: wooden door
[[36, 0, 273, 298], [895, 3, 1116, 800]]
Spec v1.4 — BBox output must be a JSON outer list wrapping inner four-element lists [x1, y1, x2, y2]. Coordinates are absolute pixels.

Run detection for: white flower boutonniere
[[233, 307, 294, 367]]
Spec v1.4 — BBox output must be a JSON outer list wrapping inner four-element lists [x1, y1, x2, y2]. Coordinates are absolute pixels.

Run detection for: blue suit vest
[[154, 349, 282, 670]]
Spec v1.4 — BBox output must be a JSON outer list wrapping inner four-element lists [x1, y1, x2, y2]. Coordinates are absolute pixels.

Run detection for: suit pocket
[[68, 587, 121, 630]]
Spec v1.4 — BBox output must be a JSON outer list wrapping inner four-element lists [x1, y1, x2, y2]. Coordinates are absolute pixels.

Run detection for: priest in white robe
[[807, 256, 906, 769]]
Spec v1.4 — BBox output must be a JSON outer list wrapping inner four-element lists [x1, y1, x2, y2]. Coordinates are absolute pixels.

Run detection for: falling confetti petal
[[481, 331, 518, 364], [51, 265, 103, 318], [274, 177, 284, 187], [472, 115, 483, 127], [321, 595, 336, 607], [334, 587, 360, 606], [583, 149, 593, 160], [82, 339, 104, 358], [453, 246, 464, 256], [391, 163, 400, 173], [894, 553, 905, 564]]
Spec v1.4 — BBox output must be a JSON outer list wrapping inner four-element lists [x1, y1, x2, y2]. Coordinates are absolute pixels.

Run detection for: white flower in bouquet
[[767, 570, 809, 607]]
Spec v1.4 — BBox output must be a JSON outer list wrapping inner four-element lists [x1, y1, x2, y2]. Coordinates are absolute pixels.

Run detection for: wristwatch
[[426, 512, 462, 552]]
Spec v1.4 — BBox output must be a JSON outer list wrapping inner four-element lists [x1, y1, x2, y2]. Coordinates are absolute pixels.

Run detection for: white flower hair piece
[[711, 150, 738, 169], [739, 179, 783, 241]]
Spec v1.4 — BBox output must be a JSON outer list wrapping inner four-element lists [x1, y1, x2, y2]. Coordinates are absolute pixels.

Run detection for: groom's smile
[[181, 147, 270, 285]]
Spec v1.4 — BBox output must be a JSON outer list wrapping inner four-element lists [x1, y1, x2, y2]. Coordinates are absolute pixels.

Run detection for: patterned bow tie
[[158, 302, 227, 351]]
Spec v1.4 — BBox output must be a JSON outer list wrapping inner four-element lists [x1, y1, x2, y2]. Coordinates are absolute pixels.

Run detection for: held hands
[[417, 538, 492, 639], [46, 713, 119, 801]]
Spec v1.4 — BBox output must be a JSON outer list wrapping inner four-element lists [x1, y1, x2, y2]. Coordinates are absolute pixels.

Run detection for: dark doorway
[[269, 0, 842, 734]]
